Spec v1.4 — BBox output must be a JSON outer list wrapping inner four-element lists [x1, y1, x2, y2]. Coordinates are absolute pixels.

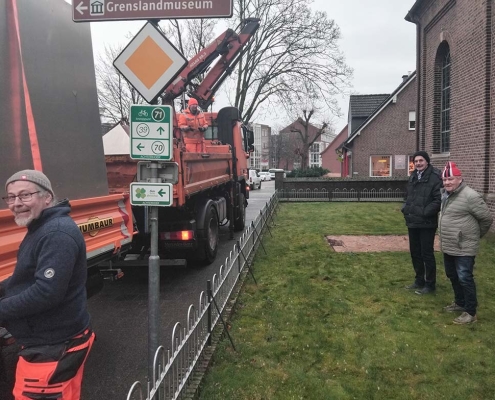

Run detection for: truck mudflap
[[0, 194, 136, 281]]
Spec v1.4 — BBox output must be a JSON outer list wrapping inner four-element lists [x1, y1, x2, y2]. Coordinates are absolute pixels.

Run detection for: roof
[[349, 94, 390, 117], [102, 123, 130, 155], [345, 72, 417, 146], [405, 0, 424, 22], [320, 125, 348, 155], [279, 118, 326, 142]]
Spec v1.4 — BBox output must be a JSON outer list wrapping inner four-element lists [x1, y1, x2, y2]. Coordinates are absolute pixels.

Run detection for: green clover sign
[[135, 188, 147, 199]]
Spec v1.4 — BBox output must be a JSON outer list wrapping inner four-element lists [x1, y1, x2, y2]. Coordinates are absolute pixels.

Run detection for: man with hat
[[439, 161, 492, 324], [402, 151, 443, 295], [178, 98, 209, 152], [0, 170, 94, 399]]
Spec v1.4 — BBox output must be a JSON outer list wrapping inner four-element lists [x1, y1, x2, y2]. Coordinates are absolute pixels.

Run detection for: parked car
[[258, 171, 271, 181], [248, 169, 262, 190]]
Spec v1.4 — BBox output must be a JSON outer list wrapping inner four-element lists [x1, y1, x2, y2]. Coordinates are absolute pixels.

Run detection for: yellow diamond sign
[[114, 22, 188, 103]]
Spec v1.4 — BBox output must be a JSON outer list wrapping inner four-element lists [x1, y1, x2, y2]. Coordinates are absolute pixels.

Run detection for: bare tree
[[95, 45, 146, 123], [228, 0, 352, 124], [270, 127, 298, 169], [287, 109, 329, 168]]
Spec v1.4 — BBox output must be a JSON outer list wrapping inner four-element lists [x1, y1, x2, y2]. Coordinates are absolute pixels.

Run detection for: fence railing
[[126, 194, 279, 400], [277, 188, 406, 202]]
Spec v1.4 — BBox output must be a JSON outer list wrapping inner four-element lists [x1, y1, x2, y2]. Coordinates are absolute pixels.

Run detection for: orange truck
[[105, 18, 260, 265], [0, 0, 135, 294]]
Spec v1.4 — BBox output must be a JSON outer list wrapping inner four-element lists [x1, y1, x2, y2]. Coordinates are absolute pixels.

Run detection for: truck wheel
[[203, 205, 219, 264], [234, 193, 246, 231]]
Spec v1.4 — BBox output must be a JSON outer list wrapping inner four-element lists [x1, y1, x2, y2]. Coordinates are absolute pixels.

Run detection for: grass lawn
[[198, 203, 495, 400]]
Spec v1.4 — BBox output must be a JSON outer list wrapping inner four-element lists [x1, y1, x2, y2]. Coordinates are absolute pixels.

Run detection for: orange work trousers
[[13, 329, 95, 400]]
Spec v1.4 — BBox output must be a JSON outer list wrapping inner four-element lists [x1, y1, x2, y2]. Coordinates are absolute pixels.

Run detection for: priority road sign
[[130, 182, 172, 206], [114, 23, 188, 104], [130, 105, 173, 160], [73, 0, 233, 22]]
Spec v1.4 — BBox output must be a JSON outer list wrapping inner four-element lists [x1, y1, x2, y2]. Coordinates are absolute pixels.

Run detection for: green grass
[[198, 203, 495, 400]]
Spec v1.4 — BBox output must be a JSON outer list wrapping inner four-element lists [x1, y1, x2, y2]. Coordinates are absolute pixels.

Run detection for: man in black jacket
[[402, 151, 442, 295]]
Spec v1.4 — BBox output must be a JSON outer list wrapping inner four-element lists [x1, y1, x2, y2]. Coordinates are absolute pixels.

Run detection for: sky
[[85, 0, 417, 133]]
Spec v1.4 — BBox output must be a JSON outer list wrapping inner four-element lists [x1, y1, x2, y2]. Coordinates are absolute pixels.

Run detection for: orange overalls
[[13, 328, 95, 400], [177, 108, 208, 152]]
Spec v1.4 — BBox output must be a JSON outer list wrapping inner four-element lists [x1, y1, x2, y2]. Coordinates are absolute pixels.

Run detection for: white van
[[248, 169, 262, 190], [268, 168, 286, 179]]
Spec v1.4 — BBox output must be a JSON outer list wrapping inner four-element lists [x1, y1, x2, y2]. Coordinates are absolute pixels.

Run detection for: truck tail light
[[161, 231, 195, 241]]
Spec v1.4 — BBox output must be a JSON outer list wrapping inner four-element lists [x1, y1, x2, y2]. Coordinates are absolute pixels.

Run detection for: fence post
[[207, 280, 212, 346], [237, 240, 242, 274]]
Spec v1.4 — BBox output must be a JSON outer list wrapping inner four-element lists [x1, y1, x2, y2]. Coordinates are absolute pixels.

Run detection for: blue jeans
[[443, 254, 477, 316]]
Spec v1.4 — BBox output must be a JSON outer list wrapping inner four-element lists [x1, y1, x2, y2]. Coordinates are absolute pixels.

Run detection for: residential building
[[405, 0, 495, 217], [278, 119, 334, 171], [321, 125, 348, 177], [249, 123, 271, 171], [340, 73, 417, 177]]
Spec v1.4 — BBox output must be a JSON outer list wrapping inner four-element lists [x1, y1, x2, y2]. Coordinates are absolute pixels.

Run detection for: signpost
[[73, 0, 233, 22], [130, 104, 173, 160], [129, 104, 173, 376]]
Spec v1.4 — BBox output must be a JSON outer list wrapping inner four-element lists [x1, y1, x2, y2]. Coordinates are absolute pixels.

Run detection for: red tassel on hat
[[442, 161, 462, 178]]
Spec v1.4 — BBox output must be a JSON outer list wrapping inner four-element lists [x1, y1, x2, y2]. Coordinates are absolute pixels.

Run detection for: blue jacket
[[0, 200, 90, 346]]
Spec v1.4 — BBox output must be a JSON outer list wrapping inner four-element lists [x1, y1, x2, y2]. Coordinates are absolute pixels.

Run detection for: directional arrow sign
[[130, 183, 172, 207], [72, 0, 233, 22], [130, 105, 172, 160]]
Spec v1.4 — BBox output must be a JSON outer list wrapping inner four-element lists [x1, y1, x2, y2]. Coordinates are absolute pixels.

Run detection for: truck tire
[[203, 205, 219, 264], [234, 193, 246, 231]]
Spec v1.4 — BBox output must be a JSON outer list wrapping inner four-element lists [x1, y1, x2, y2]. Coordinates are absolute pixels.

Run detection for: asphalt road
[[80, 180, 275, 399]]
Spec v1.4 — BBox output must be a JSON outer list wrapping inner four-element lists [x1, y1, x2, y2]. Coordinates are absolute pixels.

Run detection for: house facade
[[278, 119, 334, 171], [341, 73, 417, 178], [406, 0, 495, 215], [249, 123, 271, 171], [321, 125, 348, 176]]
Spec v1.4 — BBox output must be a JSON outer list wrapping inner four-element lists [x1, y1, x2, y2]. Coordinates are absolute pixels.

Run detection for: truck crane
[[107, 18, 261, 265]]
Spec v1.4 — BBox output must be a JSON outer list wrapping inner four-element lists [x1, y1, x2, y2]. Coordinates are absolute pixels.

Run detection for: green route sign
[[130, 105, 173, 160], [130, 183, 172, 207]]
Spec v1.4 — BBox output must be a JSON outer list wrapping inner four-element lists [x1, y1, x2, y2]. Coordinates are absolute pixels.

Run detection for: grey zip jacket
[[439, 181, 493, 256]]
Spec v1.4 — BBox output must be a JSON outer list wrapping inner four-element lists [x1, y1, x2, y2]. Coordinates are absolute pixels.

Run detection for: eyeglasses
[[2, 191, 41, 204]]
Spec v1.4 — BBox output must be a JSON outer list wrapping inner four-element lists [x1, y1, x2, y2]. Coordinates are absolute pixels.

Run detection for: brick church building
[[406, 0, 495, 216]]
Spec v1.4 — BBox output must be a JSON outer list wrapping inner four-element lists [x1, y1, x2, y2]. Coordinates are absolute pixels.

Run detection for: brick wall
[[349, 78, 417, 178], [412, 0, 495, 227]]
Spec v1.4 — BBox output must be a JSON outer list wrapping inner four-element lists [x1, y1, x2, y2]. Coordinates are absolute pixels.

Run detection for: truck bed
[[0, 194, 135, 281]]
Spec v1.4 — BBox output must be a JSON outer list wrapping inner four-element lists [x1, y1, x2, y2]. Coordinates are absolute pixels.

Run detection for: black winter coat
[[402, 165, 442, 229]]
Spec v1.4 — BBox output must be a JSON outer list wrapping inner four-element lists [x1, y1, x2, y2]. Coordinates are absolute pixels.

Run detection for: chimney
[[402, 74, 409, 82]]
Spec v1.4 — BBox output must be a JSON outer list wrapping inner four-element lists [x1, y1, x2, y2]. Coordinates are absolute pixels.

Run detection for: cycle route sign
[[130, 104, 172, 160]]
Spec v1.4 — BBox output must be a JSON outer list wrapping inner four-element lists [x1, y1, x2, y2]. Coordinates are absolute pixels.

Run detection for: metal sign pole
[[148, 162, 160, 380]]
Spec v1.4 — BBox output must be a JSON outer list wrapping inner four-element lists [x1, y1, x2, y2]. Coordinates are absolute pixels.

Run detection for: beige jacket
[[439, 181, 493, 256]]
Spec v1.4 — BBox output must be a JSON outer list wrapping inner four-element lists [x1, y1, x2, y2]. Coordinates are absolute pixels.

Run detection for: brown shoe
[[443, 302, 465, 312], [453, 312, 477, 325]]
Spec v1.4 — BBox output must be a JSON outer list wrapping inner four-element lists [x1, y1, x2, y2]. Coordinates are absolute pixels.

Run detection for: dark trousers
[[444, 254, 477, 316], [408, 228, 437, 288]]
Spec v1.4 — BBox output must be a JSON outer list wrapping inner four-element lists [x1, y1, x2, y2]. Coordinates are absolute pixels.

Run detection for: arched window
[[441, 51, 451, 152], [433, 42, 451, 153]]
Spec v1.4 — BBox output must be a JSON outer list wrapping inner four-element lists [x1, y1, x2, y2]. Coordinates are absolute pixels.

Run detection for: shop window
[[370, 155, 391, 177]]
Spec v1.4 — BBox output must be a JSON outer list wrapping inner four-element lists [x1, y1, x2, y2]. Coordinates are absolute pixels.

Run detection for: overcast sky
[[87, 0, 417, 132]]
